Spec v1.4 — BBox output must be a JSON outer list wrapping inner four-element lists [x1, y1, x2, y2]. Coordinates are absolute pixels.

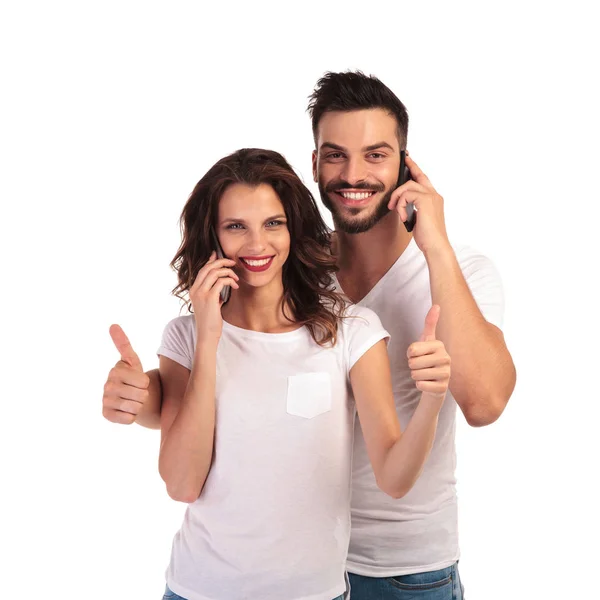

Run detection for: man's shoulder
[[451, 243, 500, 277], [452, 242, 486, 259]]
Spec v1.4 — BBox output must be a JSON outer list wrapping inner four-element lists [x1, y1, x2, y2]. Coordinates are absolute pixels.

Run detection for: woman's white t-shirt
[[157, 304, 389, 600]]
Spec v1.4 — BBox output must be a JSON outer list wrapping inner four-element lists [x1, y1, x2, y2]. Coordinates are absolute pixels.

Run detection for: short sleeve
[[456, 247, 505, 330], [342, 304, 390, 373], [157, 315, 195, 370]]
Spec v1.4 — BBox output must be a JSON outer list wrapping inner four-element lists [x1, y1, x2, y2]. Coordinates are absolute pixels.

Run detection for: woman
[[157, 148, 450, 600]]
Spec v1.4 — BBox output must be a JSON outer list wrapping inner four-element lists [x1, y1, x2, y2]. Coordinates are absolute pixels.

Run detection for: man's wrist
[[423, 239, 455, 265]]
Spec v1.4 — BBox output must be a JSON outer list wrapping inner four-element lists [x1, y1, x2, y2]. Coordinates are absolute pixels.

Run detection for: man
[[103, 71, 516, 599]]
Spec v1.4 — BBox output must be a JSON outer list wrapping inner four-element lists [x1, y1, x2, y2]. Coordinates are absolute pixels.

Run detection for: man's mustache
[[325, 181, 385, 193]]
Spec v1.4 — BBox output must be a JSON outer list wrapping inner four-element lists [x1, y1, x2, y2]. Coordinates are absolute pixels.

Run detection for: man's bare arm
[[388, 155, 516, 427], [426, 246, 516, 427], [134, 368, 162, 429], [102, 325, 163, 430]]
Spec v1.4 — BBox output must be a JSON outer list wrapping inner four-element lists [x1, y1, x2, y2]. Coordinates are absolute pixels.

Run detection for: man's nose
[[341, 158, 368, 186]]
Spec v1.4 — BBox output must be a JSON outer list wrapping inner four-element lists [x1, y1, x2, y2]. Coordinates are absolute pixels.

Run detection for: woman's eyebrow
[[220, 213, 287, 225]]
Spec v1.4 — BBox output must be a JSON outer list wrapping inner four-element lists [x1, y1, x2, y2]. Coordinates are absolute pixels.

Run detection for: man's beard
[[318, 180, 394, 234]]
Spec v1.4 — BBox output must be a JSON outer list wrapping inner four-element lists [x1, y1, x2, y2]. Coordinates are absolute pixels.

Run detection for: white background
[[1, 1, 599, 599]]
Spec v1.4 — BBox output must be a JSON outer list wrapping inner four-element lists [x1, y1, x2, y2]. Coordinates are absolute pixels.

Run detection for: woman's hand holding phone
[[189, 252, 239, 343]]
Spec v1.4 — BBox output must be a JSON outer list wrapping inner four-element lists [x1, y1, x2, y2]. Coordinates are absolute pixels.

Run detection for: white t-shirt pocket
[[286, 372, 332, 419]]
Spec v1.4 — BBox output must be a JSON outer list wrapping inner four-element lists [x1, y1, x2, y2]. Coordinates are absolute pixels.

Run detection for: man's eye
[[368, 153, 385, 159], [326, 153, 344, 159]]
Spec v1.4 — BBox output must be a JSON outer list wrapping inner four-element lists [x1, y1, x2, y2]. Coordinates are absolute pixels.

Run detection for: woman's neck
[[220, 279, 299, 333]]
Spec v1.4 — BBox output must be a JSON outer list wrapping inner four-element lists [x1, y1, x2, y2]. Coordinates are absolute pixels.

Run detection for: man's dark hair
[[307, 70, 409, 148]]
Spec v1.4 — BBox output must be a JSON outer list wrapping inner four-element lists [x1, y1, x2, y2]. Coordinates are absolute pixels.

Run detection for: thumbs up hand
[[407, 305, 451, 401], [102, 325, 150, 424]]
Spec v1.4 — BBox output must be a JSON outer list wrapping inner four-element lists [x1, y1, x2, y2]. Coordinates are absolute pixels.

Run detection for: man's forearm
[[135, 368, 162, 430], [425, 244, 516, 426]]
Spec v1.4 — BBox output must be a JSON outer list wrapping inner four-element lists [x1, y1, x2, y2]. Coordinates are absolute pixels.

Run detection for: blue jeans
[[162, 584, 344, 599], [348, 562, 464, 599]]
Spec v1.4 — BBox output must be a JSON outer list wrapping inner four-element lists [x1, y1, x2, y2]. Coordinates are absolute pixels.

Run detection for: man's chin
[[330, 199, 393, 234], [319, 186, 394, 234], [332, 209, 391, 234]]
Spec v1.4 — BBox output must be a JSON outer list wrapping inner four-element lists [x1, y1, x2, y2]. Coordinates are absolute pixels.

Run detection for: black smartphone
[[210, 228, 231, 304], [398, 150, 416, 232]]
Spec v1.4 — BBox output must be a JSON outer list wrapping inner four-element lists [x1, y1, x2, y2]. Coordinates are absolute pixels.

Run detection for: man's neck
[[333, 211, 413, 303]]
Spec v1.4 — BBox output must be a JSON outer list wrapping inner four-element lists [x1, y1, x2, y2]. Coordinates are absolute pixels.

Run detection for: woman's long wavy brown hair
[[170, 148, 347, 346]]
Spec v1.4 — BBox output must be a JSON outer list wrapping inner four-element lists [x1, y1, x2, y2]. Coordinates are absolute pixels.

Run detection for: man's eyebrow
[[320, 142, 395, 152], [320, 142, 346, 151], [364, 142, 395, 152]]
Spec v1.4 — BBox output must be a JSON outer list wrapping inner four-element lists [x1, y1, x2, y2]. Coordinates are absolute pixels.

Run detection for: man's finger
[[110, 365, 150, 389], [109, 324, 143, 370], [405, 155, 433, 188], [420, 305, 441, 342], [103, 407, 136, 425], [388, 180, 425, 211]]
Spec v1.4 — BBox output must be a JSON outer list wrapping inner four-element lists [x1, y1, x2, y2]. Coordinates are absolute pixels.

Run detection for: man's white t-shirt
[[344, 239, 505, 577], [157, 304, 389, 600]]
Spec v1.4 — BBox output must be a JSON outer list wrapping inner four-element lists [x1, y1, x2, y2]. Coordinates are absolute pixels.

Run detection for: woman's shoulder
[[338, 302, 386, 337], [342, 302, 381, 322], [336, 302, 389, 370], [162, 313, 195, 337]]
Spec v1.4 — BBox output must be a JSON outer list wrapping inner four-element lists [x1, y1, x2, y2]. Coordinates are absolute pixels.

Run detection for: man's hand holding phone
[[389, 154, 450, 257]]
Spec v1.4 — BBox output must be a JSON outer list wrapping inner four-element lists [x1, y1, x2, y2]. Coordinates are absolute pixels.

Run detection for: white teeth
[[341, 192, 373, 200], [243, 258, 271, 266]]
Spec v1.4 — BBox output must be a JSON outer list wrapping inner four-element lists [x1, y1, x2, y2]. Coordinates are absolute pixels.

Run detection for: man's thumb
[[109, 324, 143, 370]]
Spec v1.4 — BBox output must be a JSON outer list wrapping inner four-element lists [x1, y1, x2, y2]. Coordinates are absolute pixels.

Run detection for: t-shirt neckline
[[222, 319, 306, 341], [334, 237, 420, 305]]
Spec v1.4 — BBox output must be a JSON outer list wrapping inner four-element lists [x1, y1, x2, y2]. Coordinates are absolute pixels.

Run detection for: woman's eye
[[266, 220, 285, 227], [227, 223, 243, 230]]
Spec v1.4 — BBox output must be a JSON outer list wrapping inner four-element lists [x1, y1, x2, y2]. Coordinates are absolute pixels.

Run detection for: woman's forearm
[[158, 343, 217, 503], [379, 394, 444, 498]]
